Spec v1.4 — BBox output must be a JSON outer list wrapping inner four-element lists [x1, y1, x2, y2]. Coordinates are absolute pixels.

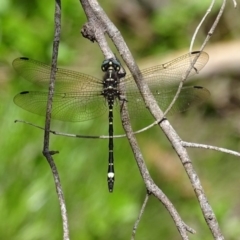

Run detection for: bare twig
[[131, 192, 150, 240], [120, 84, 193, 239], [189, 0, 215, 53], [161, 51, 205, 118], [232, 0, 237, 8], [41, 1, 69, 239], [199, 0, 226, 52], [182, 141, 240, 157], [14, 118, 158, 139], [15, 119, 240, 159], [15, 119, 109, 139]]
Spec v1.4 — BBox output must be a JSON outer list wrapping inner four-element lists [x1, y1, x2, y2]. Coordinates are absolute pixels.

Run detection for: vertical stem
[[42, 1, 70, 239], [43, 0, 61, 148]]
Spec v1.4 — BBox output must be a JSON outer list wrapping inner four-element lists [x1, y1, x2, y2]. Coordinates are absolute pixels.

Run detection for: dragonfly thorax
[[101, 58, 125, 103], [102, 66, 121, 102]]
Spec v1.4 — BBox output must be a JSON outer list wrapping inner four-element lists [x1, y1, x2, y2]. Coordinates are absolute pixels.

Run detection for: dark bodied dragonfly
[[13, 51, 210, 192]]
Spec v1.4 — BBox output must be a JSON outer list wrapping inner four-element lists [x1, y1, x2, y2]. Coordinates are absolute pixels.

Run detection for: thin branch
[[120, 98, 191, 239], [161, 52, 205, 118], [15, 119, 240, 159], [41, 1, 70, 239], [131, 192, 150, 240], [159, 120, 224, 239], [182, 141, 240, 157], [232, 0, 237, 8], [14, 118, 158, 139], [15, 119, 109, 139], [189, 0, 215, 53], [199, 0, 226, 52]]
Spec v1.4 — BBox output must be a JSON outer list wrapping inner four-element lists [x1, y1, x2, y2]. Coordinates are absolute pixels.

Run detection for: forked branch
[[78, 0, 234, 239], [78, 0, 227, 239]]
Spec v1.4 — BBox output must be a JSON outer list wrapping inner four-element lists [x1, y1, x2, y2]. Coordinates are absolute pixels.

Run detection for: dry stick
[[233, 0, 237, 7], [15, 119, 240, 158], [14, 119, 155, 140], [83, 0, 225, 239], [189, 0, 215, 53], [41, 1, 70, 240], [120, 96, 193, 239], [131, 193, 150, 240], [15, 119, 240, 161], [80, 0, 196, 239], [15, 120, 109, 139], [194, 0, 226, 54], [131, 193, 196, 240], [182, 142, 240, 157], [161, 52, 202, 119]]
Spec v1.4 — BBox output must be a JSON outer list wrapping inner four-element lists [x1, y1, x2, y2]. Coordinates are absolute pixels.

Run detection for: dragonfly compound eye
[[101, 58, 121, 72]]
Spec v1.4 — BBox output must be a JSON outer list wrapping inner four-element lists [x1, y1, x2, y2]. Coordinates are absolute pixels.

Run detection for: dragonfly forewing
[[12, 57, 103, 92], [124, 51, 209, 88]]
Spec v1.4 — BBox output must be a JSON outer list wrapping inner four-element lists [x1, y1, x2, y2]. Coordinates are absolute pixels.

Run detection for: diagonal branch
[[79, 0, 224, 239], [15, 119, 240, 159], [182, 141, 240, 157], [78, 0, 218, 239]]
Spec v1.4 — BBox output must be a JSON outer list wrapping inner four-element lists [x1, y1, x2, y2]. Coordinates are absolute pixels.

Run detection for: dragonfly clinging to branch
[[13, 51, 210, 192]]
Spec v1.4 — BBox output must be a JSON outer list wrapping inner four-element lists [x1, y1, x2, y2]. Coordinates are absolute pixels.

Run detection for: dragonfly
[[13, 51, 210, 192]]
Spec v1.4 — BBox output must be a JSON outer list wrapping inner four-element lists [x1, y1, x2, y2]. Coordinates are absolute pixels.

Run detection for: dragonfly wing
[[124, 51, 209, 88], [125, 86, 210, 120], [14, 91, 107, 122], [121, 51, 209, 120], [12, 57, 102, 92]]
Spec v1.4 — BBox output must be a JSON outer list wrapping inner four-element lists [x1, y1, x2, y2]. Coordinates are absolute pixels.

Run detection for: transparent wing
[[125, 86, 210, 120], [13, 57, 108, 122], [124, 51, 209, 89], [13, 52, 209, 122], [121, 51, 209, 119], [12, 57, 102, 92], [14, 91, 107, 122]]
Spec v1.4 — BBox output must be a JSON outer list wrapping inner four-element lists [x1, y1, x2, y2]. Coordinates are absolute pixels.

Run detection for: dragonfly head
[[101, 58, 121, 73]]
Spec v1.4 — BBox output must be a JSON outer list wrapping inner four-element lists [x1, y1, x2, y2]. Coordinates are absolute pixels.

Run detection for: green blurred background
[[1, 0, 240, 239]]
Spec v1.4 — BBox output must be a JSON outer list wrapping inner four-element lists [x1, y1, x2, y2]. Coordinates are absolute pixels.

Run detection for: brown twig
[[15, 119, 240, 159], [41, 1, 70, 239], [182, 141, 240, 157], [131, 192, 150, 240]]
